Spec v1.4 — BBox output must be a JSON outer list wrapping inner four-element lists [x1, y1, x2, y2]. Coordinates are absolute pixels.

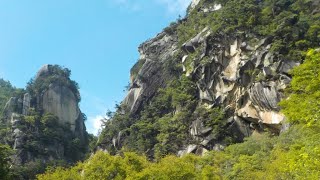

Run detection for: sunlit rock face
[[2, 64, 88, 165], [42, 84, 80, 132], [190, 0, 201, 9], [102, 0, 303, 157], [118, 21, 298, 156], [35, 64, 84, 132]]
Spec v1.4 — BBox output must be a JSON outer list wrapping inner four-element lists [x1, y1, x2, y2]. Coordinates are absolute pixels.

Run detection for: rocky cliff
[[99, 0, 320, 158], [0, 65, 88, 179]]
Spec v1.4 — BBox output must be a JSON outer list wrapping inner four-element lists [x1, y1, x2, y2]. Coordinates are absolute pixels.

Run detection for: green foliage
[[194, 106, 226, 139], [133, 155, 199, 180], [99, 73, 231, 161], [279, 49, 320, 125], [44, 46, 320, 179], [38, 1, 320, 179], [0, 79, 25, 145], [26, 65, 80, 102], [0, 78, 24, 118], [99, 76, 199, 158], [10, 160, 48, 180], [178, 0, 320, 61], [2, 112, 88, 179], [0, 144, 13, 180], [42, 124, 320, 179], [37, 151, 150, 180]]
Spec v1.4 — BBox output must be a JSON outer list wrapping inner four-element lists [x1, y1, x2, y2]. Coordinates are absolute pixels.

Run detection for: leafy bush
[[279, 49, 320, 125], [177, 0, 320, 62], [26, 65, 81, 103], [0, 144, 13, 179], [0, 79, 25, 118]]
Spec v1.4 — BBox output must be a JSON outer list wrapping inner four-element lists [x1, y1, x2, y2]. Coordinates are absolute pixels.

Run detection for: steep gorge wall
[[119, 28, 297, 156], [99, 0, 320, 157]]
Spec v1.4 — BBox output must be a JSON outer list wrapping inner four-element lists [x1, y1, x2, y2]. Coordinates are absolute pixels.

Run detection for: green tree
[[0, 144, 13, 180], [279, 49, 320, 125]]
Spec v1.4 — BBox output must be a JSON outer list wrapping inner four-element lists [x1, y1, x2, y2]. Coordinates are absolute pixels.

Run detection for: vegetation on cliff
[[37, 0, 320, 177], [26, 65, 81, 103], [38, 49, 320, 179], [0, 144, 13, 180], [0, 65, 90, 179], [0, 79, 24, 118], [97, 0, 320, 158], [2, 0, 320, 179], [179, 0, 320, 61]]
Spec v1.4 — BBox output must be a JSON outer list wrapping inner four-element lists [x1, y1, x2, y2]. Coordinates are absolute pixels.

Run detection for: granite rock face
[[123, 31, 178, 114], [117, 21, 298, 156], [42, 84, 80, 132], [100, 1, 306, 157], [2, 65, 88, 168]]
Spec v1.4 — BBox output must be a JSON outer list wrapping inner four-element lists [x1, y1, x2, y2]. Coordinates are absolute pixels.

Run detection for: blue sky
[[0, 0, 192, 135]]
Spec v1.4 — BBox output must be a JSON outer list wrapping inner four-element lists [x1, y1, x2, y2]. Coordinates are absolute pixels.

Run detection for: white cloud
[[112, 0, 142, 12], [87, 115, 106, 136], [156, 0, 192, 15], [0, 68, 4, 77], [0, 62, 5, 78], [109, 0, 192, 15]]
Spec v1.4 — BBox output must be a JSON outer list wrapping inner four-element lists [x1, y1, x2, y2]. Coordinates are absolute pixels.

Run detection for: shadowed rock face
[[123, 32, 178, 114]]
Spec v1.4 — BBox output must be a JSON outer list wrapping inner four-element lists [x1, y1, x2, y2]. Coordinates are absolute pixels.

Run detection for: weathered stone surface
[[280, 123, 290, 133], [42, 84, 80, 132], [182, 27, 210, 54], [2, 65, 88, 170], [112, 131, 123, 149], [3, 98, 14, 116], [36, 64, 50, 79], [123, 31, 178, 114], [258, 111, 285, 124], [200, 127, 212, 135], [263, 67, 272, 77], [212, 143, 225, 151], [111, 11, 299, 156], [178, 144, 198, 156], [190, 0, 201, 9], [237, 99, 285, 125], [249, 82, 280, 111], [3, 97, 20, 122], [202, 4, 222, 12], [190, 119, 203, 137], [278, 60, 300, 74], [22, 93, 31, 115]]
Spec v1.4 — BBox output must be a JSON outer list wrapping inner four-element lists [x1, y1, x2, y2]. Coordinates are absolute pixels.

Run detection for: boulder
[[249, 82, 280, 111], [178, 144, 198, 157], [278, 60, 300, 74], [182, 27, 210, 54], [190, 119, 203, 137]]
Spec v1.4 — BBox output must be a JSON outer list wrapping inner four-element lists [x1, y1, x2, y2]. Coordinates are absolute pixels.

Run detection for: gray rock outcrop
[[118, 21, 299, 156], [2, 64, 88, 169], [123, 31, 178, 114], [42, 84, 80, 132]]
